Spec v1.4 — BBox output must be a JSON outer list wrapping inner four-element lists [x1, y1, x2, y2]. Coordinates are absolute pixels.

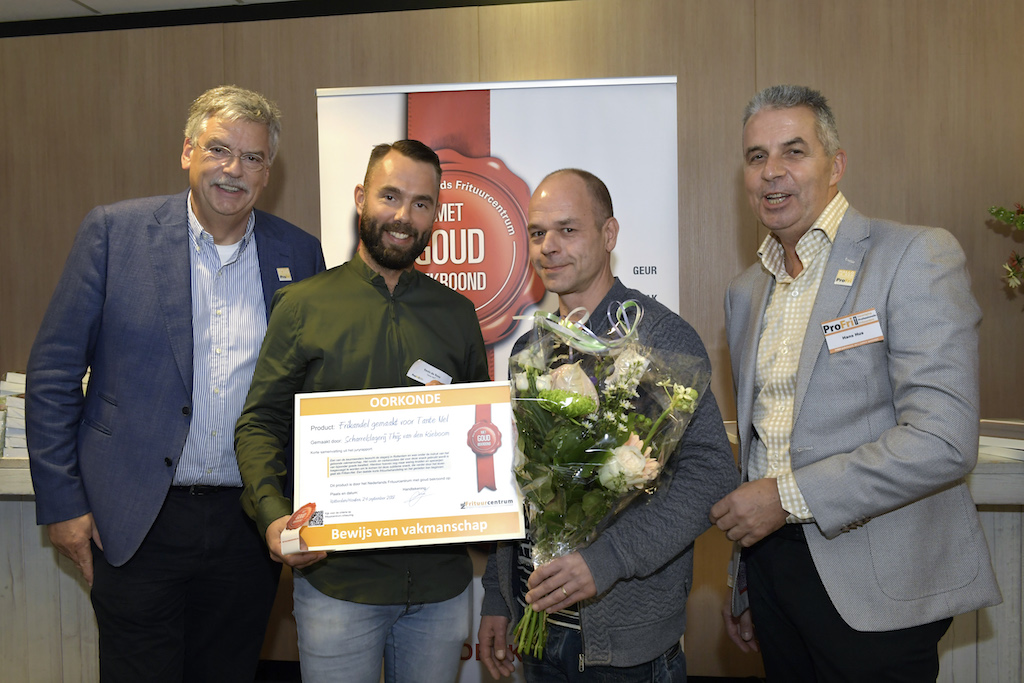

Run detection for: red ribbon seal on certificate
[[467, 403, 501, 491], [407, 91, 546, 374]]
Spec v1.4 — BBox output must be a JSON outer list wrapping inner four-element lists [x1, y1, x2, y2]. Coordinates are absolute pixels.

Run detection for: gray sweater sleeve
[[579, 304, 739, 594]]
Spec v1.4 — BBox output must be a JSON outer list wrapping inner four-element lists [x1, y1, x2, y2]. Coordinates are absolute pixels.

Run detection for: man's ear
[[603, 216, 620, 253], [830, 149, 847, 187], [354, 184, 366, 217], [181, 138, 194, 170]]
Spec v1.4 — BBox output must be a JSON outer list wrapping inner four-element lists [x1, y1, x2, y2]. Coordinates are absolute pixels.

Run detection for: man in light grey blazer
[[710, 85, 1000, 682]]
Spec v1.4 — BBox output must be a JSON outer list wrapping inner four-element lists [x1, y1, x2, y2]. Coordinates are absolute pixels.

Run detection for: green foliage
[[989, 203, 1024, 289], [989, 204, 1024, 232], [538, 389, 597, 418]]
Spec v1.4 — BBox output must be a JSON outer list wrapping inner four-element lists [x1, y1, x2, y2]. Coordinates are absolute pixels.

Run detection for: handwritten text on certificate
[[289, 381, 524, 553]]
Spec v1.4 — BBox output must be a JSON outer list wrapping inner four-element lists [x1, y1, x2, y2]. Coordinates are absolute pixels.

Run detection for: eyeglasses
[[196, 142, 269, 172]]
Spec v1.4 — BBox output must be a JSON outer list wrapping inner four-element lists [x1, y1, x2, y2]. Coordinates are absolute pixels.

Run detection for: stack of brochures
[[1, 371, 27, 459], [979, 419, 1024, 462]]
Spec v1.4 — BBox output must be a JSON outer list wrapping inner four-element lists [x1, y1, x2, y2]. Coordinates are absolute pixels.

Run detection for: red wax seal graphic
[[415, 150, 545, 347], [408, 89, 546, 376], [467, 404, 502, 492], [286, 502, 316, 530], [467, 421, 502, 455]]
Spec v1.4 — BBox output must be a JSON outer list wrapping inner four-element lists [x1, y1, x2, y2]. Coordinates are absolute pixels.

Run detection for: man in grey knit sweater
[[478, 169, 738, 681]]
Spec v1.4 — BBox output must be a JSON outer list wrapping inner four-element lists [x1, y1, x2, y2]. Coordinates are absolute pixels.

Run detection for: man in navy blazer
[[710, 85, 1000, 681], [26, 85, 325, 682]]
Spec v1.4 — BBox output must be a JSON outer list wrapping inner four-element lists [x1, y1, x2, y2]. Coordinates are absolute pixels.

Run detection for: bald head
[[538, 168, 614, 229], [527, 170, 619, 314]]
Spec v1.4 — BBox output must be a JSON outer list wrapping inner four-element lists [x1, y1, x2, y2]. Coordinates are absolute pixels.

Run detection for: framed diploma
[[283, 381, 525, 553]]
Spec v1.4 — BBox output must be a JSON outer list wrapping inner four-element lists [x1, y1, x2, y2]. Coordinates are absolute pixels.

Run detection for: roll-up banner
[[315, 77, 678, 682]]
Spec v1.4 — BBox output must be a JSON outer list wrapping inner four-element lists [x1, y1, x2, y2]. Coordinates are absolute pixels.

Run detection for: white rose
[[605, 347, 651, 391], [598, 434, 659, 493], [518, 345, 547, 371], [548, 361, 598, 402], [513, 372, 530, 391]]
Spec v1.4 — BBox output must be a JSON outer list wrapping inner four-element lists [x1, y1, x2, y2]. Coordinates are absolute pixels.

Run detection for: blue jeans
[[523, 624, 686, 682], [292, 574, 471, 683]]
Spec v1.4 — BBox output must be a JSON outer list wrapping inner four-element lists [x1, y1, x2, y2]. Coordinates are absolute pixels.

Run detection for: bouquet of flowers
[[510, 302, 710, 657]]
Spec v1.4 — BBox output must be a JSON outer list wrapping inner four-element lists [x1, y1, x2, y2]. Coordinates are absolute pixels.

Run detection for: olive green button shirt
[[236, 252, 490, 604]]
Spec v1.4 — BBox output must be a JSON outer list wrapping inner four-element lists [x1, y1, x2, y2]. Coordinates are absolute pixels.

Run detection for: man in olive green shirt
[[235, 140, 489, 683]]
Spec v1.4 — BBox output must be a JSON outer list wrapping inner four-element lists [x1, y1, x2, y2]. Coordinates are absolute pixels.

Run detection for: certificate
[[284, 381, 525, 553]]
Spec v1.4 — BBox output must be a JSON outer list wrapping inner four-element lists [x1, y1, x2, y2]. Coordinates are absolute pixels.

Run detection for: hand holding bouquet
[[510, 302, 709, 657]]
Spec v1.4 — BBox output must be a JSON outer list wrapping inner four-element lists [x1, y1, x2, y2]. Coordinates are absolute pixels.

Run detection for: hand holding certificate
[[281, 381, 525, 554]]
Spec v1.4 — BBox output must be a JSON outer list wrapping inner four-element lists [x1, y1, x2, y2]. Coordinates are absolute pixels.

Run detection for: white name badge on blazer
[[821, 308, 884, 353]]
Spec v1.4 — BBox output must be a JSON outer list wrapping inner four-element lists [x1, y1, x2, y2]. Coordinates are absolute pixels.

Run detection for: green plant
[[988, 203, 1024, 288]]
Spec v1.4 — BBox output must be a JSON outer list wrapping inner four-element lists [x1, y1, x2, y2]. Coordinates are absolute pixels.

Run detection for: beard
[[359, 213, 432, 271]]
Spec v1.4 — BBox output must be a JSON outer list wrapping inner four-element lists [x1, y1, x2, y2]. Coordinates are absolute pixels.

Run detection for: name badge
[[833, 269, 856, 286], [277, 267, 293, 282], [407, 359, 452, 385], [821, 308, 884, 353]]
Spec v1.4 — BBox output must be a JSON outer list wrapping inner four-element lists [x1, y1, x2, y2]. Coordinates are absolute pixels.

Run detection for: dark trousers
[[744, 524, 951, 683], [523, 624, 686, 682], [90, 486, 281, 683]]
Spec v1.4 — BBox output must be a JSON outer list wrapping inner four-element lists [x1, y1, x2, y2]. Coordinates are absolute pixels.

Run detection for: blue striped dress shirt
[[174, 193, 267, 486]]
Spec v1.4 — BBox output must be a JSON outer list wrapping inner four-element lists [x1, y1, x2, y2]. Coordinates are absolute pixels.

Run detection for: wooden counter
[[1, 433, 1021, 682], [0, 458, 32, 495]]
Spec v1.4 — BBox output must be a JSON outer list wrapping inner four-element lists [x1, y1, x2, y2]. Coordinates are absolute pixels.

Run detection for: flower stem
[[513, 607, 549, 659], [644, 405, 672, 446]]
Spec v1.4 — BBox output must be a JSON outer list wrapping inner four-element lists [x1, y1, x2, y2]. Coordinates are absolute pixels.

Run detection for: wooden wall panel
[[0, 499, 30, 682], [23, 512, 64, 682], [222, 7, 483, 241], [56, 551, 99, 683], [3, 1, 1019, 414], [475, 0, 757, 422], [0, 498, 79, 681], [0, 24, 226, 377], [975, 506, 1024, 681], [752, 0, 1024, 418]]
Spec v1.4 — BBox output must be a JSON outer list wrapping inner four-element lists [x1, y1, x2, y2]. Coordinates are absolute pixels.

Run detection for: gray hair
[[184, 85, 282, 164], [743, 85, 841, 157]]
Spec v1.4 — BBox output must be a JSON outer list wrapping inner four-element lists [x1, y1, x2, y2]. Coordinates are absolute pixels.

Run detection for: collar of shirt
[[185, 189, 256, 259], [351, 250, 382, 284], [350, 249, 419, 296], [757, 191, 849, 283]]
